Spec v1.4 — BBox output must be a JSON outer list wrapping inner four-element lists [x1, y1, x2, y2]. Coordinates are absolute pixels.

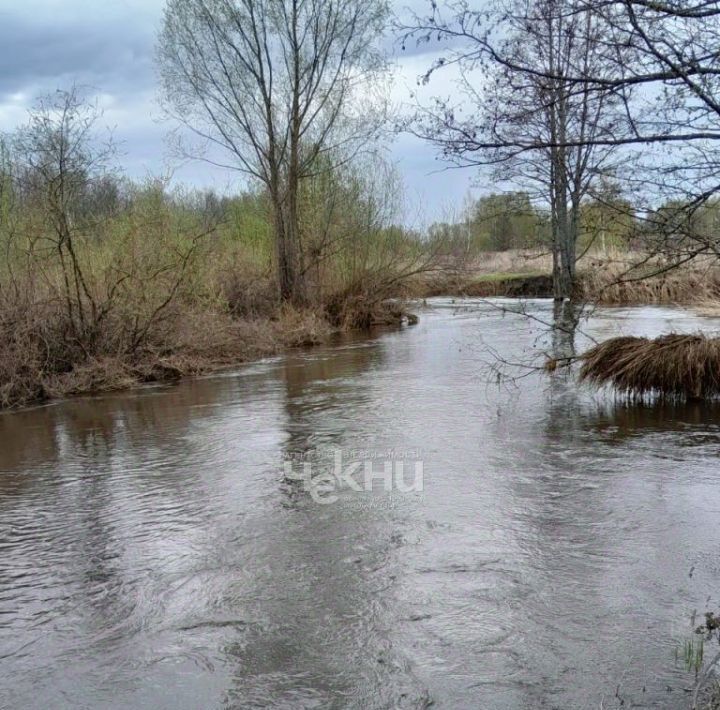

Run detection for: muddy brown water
[[2, 298, 720, 709]]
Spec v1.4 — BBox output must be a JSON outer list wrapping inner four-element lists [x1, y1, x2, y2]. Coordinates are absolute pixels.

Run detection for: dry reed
[[580, 334, 720, 399]]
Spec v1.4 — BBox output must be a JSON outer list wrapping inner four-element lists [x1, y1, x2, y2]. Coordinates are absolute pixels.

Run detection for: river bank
[[417, 249, 720, 305], [0, 299, 416, 411], [5, 251, 720, 411]]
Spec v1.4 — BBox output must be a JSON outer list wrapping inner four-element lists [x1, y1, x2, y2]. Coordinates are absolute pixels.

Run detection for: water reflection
[[280, 337, 385, 455], [584, 399, 720, 444]]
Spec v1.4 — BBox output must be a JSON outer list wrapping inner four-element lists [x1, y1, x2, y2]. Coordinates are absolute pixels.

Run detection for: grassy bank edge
[[1, 303, 416, 413], [7, 258, 720, 413]]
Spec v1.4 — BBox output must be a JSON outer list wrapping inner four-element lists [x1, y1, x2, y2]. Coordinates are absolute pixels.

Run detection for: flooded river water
[[2, 298, 720, 709]]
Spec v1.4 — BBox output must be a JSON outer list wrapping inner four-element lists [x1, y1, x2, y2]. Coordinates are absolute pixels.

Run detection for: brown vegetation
[[0, 305, 333, 411], [577, 253, 720, 306], [0, 90, 429, 411], [419, 271, 553, 298], [580, 334, 720, 400], [413, 248, 720, 307], [0, 232, 418, 410]]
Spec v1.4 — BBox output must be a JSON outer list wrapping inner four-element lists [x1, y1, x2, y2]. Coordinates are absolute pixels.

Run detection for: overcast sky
[[0, 0, 481, 225]]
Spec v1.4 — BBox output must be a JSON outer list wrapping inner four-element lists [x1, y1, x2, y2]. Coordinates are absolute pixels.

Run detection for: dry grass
[[416, 270, 553, 298], [464, 249, 553, 275], [580, 334, 720, 400], [578, 253, 720, 305], [427, 248, 720, 307], [470, 247, 720, 305], [323, 288, 412, 329], [217, 260, 279, 319], [0, 305, 334, 410], [693, 301, 720, 318]]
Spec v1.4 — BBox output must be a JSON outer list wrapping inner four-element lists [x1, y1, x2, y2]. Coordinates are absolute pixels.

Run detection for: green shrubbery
[[0, 91, 431, 408]]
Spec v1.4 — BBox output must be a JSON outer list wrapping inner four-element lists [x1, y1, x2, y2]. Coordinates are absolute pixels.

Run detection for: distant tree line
[[425, 186, 720, 257]]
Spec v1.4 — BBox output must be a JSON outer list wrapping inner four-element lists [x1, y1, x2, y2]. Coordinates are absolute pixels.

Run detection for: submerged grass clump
[[678, 635, 706, 675], [580, 334, 720, 400]]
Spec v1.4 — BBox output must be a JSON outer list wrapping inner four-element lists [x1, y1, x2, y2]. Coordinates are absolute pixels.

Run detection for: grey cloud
[[0, 0, 475, 222], [390, 0, 469, 58], [0, 12, 157, 99]]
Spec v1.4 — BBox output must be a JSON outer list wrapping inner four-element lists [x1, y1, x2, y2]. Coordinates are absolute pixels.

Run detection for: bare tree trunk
[[273, 200, 290, 302], [272, 188, 305, 305], [550, 138, 574, 300], [284, 188, 305, 305], [284, 0, 306, 307]]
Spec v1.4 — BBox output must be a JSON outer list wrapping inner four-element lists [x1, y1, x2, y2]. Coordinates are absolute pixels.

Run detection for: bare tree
[[10, 89, 210, 357], [158, 0, 390, 304], [12, 88, 117, 344], [583, 0, 720, 265], [495, 0, 720, 276], [400, 0, 630, 300], [409, 0, 720, 271]]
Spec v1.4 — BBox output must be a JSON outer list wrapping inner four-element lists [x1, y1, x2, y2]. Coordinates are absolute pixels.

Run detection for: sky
[[0, 0, 481, 226]]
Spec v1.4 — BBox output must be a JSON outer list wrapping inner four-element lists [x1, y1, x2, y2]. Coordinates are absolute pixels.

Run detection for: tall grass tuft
[[580, 334, 720, 400]]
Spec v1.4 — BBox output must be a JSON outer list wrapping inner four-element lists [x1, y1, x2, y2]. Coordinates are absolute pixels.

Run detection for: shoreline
[[3, 276, 720, 414], [0, 306, 418, 414]]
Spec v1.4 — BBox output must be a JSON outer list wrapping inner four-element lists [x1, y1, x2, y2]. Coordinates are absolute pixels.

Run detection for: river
[[1, 298, 719, 709]]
